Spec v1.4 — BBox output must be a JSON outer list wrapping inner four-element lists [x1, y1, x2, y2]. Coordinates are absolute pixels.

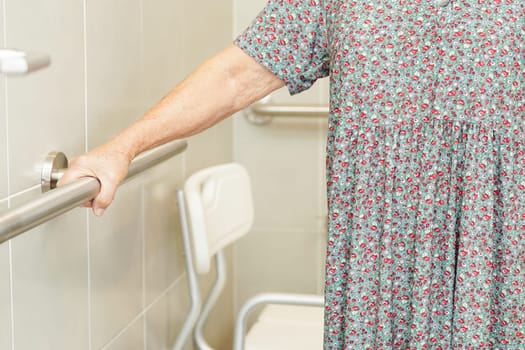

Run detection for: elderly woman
[[60, 0, 525, 348]]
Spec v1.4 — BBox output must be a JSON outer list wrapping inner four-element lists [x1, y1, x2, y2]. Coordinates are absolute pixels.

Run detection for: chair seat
[[245, 305, 324, 350], [245, 320, 323, 350], [258, 304, 324, 323]]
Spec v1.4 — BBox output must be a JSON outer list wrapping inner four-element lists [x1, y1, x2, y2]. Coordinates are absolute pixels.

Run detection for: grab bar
[[252, 103, 329, 117], [0, 49, 50, 75], [245, 98, 329, 125], [0, 139, 187, 244]]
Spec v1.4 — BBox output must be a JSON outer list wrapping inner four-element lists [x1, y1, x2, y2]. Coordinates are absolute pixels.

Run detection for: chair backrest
[[184, 163, 254, 274]]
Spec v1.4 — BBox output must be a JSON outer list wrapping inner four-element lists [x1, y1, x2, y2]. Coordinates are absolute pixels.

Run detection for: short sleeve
[[234, 0, 330, 95]]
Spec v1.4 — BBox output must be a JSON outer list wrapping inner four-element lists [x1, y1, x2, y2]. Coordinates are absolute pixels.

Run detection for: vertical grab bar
[[0, 139, 187, 244]]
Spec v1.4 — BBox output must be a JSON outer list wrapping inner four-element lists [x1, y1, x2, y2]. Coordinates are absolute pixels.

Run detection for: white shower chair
[[173, 163, 324, 350]]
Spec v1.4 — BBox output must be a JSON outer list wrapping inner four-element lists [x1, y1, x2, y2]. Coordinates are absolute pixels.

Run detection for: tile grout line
[[100, 274, 185, 350], [138, 0, 147, 348], [225, 0, 244, 322], [231, 0, 238, 37], [7, 184, 40, 202], [82, 1, 92, 349], [2, 0, 7, 203], [8, 241, 14, 350], [86, 210, 92, 350], [141, 183, 147, 350], [82, 0, 88, 154], [2, 0, 14, 348], [141, 181, 147, 349]]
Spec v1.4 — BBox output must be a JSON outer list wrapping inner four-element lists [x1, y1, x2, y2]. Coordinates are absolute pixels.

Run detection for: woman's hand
[[57, 145, 131, 217]]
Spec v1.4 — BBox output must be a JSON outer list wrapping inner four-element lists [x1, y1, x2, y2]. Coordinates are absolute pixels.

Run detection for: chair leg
[[194, 251, 227, 350], [172, 190, 202, 350], [233, 293, 324, 350]]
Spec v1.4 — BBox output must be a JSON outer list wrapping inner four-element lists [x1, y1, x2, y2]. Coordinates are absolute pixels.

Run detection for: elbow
[[224, 46, 284, 113]]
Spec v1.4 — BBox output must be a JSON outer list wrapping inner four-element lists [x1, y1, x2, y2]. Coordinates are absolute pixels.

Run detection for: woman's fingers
[[91, 179, 117, 217], [57, 148, 130, 216]]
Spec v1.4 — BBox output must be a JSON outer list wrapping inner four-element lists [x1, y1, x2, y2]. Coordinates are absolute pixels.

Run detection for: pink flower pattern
[[236, 0, 525, 348]]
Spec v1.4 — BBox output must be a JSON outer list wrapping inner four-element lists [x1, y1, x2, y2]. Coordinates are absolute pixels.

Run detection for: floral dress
[[235, 0, 524, 348]]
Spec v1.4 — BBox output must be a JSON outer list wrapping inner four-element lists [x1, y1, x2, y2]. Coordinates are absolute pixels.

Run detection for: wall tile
[[9, 188, 89, 350], [173, 0, 233, 75], [85, 0, 143, 148], [0, 200, 12, 350], [232, 0, 331, 311], [198, 247, 235, 350], [233, 0, 268, 34], [1, 0, 237, 349], [142, 0, 234, 188], [141, 0, 185, 108], [143, 157, 185, 305], [316, 114, 329, 296], [5, 0, 85, 193], [145, 277, 192, 350], [172, 0, 234, 176], [89, 179, 143, 350], [185, 120, 233, 176], [103, 316, 144, 350], [234, 114, 326, 231], [234, 229, 323, 309], [146, 255, 234, 350]]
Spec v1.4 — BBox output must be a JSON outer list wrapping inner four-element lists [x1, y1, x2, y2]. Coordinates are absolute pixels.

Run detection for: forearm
[[59, 44, 283, 215], [105, 44, 284, 162]]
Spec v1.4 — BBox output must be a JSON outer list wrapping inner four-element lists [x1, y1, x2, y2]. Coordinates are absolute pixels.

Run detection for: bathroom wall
[[0, 0, 233, 349], [232, 0, 330, 310]]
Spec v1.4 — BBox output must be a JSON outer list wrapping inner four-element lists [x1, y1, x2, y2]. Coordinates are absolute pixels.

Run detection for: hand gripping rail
[[0, 139, 187, 244]]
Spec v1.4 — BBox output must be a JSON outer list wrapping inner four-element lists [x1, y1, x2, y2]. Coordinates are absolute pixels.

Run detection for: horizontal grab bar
[[252, 103, 329, 117], [246, 100, 329, 125], [0, 139, 187, 244], [0, 49, 51, 75]]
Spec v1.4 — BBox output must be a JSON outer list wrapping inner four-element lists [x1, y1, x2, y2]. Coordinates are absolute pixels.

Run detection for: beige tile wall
[[232, 0, 330, 309], [5, 0, 85, 193], [104, 317, 144, 350], [89, 181, 143, 349], [143, 158, 186, 307], [145, 277, 192, 350], [85, 0, 143, 148], [0, 1, 233, 350], [10, 188, 89, 349]]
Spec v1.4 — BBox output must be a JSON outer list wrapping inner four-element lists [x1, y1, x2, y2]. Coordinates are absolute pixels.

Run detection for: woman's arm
[[58, 44, 284, 216]]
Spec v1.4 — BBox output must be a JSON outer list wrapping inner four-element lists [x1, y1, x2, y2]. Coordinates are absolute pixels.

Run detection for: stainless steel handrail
[[0, 139, 187, 244], [0, 49, 51, 75], [246, 100, 329, 125], [252, 102, 329, 117]]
